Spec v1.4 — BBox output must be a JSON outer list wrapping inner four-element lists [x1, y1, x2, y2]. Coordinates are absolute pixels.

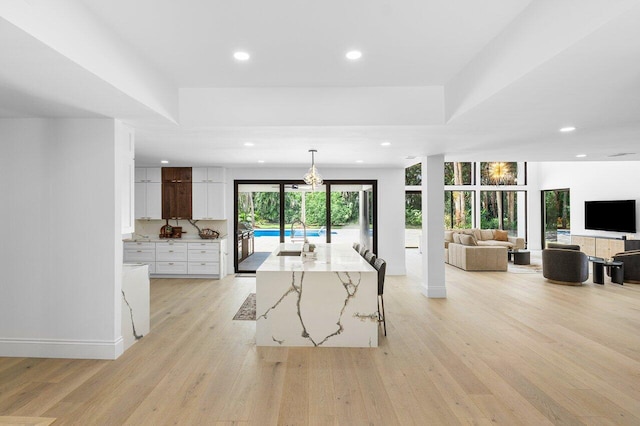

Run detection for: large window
[[445, 162, 473, 185], [480, 190, 525, 236], [405, 161, 528, 242], [445, 191, 474, 229]]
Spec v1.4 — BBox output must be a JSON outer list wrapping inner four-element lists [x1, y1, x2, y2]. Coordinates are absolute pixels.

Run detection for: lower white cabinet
[[156, 261, 188, 274], [123, 239, 226, 278]]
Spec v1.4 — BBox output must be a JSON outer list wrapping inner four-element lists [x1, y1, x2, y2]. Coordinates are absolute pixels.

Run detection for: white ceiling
[[1, 0, 639, 167]]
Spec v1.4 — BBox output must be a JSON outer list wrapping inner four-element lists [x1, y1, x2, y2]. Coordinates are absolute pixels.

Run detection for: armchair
[[613, 250, 640, 283], [542, 246, 589, 285]]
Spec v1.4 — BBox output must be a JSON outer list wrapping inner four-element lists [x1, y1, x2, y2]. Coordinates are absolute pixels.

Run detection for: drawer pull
[[137, 250, 142, 253], [201, 251, 206, 253], [169, 263, 174, 265], [201, 263, 206, 265], [169, 250, 174, 253]]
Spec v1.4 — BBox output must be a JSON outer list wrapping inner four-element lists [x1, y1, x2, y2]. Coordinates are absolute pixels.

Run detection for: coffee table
[[508, 249, 530, 265]]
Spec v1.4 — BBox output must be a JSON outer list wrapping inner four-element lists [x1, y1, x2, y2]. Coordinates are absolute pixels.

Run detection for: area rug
[[508, 263, 543, 274], [233, 293, 256, 320]]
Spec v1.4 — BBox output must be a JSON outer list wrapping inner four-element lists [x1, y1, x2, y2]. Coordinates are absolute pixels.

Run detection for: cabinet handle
[[201, 251, 206, 253], [136, 250, 142, 252], [201, 263, 206, 265], [169, 250, 174, 252]]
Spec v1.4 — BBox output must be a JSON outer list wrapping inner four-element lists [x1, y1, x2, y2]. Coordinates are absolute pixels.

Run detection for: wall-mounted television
[[585, 200, 637, 233]]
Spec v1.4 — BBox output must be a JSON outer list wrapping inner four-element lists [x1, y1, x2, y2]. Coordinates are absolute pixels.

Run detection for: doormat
[[233, 293, 256, 320]]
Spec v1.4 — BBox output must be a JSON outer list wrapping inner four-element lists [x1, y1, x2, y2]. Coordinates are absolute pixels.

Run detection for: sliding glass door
[[542, 189, 570, 247], [235, 180, 377, 273]]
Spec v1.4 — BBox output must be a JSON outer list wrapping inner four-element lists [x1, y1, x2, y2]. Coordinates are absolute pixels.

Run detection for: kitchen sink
[[277, 251, 301, 256]]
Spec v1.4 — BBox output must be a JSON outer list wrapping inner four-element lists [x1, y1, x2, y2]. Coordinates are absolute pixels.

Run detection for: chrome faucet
[[290, 220, 307, 243]]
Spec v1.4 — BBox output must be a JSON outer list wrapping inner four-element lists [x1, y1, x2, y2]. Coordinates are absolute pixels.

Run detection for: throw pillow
[[459, 234, 478, 246], [444, 231, 454, 242], [452, 233, 462, 244], [494, 230, 509, 241], [480, 229, 494, 241], [472, 228, 482, 241]]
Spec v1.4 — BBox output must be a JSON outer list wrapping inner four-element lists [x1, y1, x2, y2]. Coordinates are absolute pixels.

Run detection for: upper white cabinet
[[135, 182, 162, 220], [192, 167, 225, 183], [134, 167, 162, 219], [135, 168, 161, 183], [192, 182, 226, 220]]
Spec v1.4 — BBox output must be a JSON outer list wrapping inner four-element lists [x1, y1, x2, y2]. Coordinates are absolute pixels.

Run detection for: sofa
[[542, 244, 589, 285], [447, 242, 508, 271], [445, 229, 525, 251]]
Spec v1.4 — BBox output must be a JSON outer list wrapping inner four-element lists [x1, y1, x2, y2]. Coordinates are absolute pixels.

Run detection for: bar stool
[[358, 245, 368, 257], [364, 251, 377, 266], [373, 258, 387, 336], [353, 243, 361, 252]]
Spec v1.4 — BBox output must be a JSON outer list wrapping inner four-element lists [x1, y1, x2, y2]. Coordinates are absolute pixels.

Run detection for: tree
[[405, 163, 422, 185]]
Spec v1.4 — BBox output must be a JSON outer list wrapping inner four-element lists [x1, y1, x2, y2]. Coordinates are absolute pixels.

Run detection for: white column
[[422, 155, 446, 298]]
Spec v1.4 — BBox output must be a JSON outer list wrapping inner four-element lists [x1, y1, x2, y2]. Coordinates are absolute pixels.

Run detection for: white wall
[[0, 118, 124, 359], [226, 167, 406, 275], [532, 161, 640, 242]]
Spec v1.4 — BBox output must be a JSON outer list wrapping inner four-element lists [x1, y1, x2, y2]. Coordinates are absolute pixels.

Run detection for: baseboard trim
[[421, 285, 447, 298], [0, 337, 124, 360]]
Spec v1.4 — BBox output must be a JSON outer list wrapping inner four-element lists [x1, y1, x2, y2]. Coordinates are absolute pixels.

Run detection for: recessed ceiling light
[[161, 160, 169, 164], [575, 154, 587, 158], [258, 160, 265, 163], [560, 126, 576, 132], [346, 50, 362, 60], [244, 142, 254, 147], [381, 142, 391, 146], [234, 51, 250, 61], [355, 160, 364, 163]]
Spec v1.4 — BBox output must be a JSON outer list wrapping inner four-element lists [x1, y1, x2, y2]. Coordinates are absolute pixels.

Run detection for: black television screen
[[585, 200, 637, 233]]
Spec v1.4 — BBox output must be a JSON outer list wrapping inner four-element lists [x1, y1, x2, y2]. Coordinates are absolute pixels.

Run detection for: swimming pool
[[253, 229, 334, 237]]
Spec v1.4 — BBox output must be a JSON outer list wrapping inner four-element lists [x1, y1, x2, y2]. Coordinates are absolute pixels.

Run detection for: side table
[[590, 258, 624, 285]]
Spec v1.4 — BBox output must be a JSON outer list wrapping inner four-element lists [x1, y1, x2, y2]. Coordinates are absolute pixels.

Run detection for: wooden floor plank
[[0, 251, 638, 424]]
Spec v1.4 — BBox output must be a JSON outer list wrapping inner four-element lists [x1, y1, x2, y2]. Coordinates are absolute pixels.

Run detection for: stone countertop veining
[[257, 243, 376, 273]]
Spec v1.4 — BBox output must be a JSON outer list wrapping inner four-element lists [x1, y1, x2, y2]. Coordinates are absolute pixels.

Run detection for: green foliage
[[405, 193, 422, 227], [252, 192, 280, 225], [405, 163, 422, 185], [304, 192, 326, 225]]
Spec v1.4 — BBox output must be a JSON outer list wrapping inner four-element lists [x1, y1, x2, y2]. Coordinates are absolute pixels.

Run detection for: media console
[[571, 235, 627, 259]]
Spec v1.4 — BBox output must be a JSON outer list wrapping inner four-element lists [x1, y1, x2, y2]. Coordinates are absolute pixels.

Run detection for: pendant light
[[303, 149, 323, 190]]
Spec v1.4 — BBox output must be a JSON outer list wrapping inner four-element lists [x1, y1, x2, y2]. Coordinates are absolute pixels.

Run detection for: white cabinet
[[135, 168, 162, 220], [192, 182, 226, 220], [192, 167, 225, 183], [135, 168, 161, 183], [124, 238, 226, 278], [124, 241, 155, 274]]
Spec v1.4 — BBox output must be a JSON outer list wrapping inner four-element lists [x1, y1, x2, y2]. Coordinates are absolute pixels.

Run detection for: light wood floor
[[1, 250, 640, 425]]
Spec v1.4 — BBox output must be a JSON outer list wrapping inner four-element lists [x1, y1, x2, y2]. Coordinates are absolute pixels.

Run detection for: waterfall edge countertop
[[257, 243, 376, 272], [256, 243, 379, 347]]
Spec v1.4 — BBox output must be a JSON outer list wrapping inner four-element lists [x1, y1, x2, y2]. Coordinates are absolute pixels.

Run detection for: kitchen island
[[256, 243, 379, 347]]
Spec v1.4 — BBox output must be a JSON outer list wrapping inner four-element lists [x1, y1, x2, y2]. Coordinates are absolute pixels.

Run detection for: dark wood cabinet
[[162, 167, 192, 183], [162, 167, 192, 219]]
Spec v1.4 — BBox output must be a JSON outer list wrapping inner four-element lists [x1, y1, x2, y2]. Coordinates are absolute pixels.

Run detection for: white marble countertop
[[258, 243, 375, 273], [123, 236, 227, 243]]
